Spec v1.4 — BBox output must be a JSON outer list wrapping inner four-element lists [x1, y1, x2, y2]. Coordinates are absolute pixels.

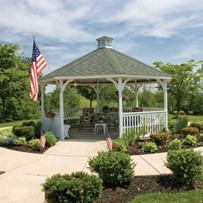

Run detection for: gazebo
[[40, 36, 171, 140]]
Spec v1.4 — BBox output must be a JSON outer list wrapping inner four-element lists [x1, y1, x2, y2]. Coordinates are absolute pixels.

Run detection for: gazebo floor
[[67, 125, 119, 140]]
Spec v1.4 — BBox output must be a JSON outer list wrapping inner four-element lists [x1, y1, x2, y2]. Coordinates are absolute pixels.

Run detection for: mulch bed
[[2, 141, 203, 202], [97, 175, 203, 203], [0, 145, 49, 154]]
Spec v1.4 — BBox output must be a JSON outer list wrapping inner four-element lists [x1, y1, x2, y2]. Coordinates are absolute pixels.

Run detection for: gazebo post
[[157, 79, 168, 130], [118, 78, 124, 138], [59, 80, 65, 140]]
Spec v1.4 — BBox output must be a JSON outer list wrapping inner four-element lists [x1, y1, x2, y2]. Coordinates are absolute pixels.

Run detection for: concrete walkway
[[0, 141, 203, 203]]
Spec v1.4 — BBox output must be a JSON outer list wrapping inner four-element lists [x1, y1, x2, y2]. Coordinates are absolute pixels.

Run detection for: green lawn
[[0, 119, 40, 128], [169, 114, 203, 123], [130, 189, 203, 203]]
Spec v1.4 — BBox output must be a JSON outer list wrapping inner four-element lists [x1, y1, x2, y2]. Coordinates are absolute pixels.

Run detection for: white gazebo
[[40, 36, 171, 140]]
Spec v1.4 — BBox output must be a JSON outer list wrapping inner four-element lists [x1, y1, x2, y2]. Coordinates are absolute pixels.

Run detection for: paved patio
[[0, 140, 203, 203]]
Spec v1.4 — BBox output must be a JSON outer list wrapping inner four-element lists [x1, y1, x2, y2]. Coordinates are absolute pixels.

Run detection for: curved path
[[0, 141, 202, 203]]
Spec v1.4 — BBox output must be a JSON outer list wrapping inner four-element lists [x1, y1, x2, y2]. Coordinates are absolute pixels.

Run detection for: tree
[[153, 60, 203, 113], [0, 44, 31, 121]]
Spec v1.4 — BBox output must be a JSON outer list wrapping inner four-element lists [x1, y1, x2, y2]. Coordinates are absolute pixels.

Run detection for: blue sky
[[0, 0, 203, 76]]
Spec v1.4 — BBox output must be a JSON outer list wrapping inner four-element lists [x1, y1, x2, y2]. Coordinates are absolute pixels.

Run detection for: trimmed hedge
[[181, 127, 199, 137], [42, 171, 103, 203], [150, 133, 169, 145], [13, 126, 34, 140]]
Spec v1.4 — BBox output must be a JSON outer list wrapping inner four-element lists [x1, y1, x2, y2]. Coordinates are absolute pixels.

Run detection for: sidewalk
[[0, 141, 202, 203]]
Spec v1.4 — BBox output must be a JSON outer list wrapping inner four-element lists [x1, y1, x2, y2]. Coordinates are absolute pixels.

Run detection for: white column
[[157, 79, 168, 130], [163, 80, 168, 130], [59, 80, 64, 140], [118, 78, 123, 138], [135, 84, 139, 107]]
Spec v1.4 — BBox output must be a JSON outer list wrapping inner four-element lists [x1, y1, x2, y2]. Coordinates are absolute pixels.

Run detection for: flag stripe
[[40, 130, 46, 149], [30, 40, 47, 101]]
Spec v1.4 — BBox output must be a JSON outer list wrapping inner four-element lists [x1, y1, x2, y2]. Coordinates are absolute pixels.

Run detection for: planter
[[45, 112, 55, 118]]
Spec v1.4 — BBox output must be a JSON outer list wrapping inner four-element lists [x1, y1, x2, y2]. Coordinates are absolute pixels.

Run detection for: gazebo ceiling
[[40, 36, 171, 85]]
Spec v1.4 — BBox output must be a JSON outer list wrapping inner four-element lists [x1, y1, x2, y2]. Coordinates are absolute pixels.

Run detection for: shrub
[[42, 171, 103, 203], [198, 134, 203, 143], [112, 139, 127, 153], [22, 121, 36, 127], [189, 122, 202, 131], [34, 121, 42, 138], [150, 133, 169, 145], [181, 127, 199, 137], [89, 151, 135, 186], [168, 138, 182, 150], [14, 137, 27, 146], [166, 149, 203, 187], [45, 131, 57, 147], [174, 117, 188, 132], [141, 141, 157, 153], [13, 126, 34, 140], [0, 136, 15, 147], [28, 139, 40, 150], [122, 129, 139, 146], [183, 135, 197, 146]]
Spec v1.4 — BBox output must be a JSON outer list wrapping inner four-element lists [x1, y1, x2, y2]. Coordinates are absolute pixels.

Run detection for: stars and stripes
[[30, 39, 47, 101], [40, 130, 46, 149], [106, 128, 112, 150]]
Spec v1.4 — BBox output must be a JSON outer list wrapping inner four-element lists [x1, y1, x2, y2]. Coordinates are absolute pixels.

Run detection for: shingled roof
[[41, 36, 171, 85]]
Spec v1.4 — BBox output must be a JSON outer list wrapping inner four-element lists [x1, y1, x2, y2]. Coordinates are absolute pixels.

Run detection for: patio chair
[[132, 107, 143, 112], [106, 112, 119, 130], [79, 108, 94, 130]]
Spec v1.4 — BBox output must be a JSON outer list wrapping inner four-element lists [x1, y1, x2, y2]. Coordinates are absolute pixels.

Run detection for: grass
[[0, 119, 40, 128], [130, 189, 203, 203], [169, 114, 203, 123]]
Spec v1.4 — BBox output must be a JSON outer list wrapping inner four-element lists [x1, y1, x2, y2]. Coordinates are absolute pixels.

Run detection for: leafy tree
[[45, 87, 80, 110], [76, 86, 96, 107], [153, 60, 203, 113], [0, 44, 32, 121]]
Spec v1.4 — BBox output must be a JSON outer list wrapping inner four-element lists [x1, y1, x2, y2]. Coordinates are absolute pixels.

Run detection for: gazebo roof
[[41, 36, 171, 85]]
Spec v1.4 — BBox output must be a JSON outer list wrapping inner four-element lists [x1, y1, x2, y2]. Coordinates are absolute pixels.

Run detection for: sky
[[0, 0, 203, 77]]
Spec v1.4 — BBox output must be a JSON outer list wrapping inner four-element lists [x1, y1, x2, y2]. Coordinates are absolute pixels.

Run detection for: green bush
[[174, 117, 188, 132], [13, 126, 34, 140], [0, 136, 15, 147], [166, 149, 203, 187], [45, 131, 57, 147], [112, 139, 127, 153], [122, 129, 139, 146], [189, 122, 202, 131], [42, 171, 103, 203], [14, 137, 27, 146], [183, 135, 197, 146], [198, 134, 203, 143], [89, 151, 135, 186], [28, 139, 40, 150], [150, 133, 169, 145], [168, 138, 182, 150], [22, 121, 36, 127], [34, 121, 42, 138], [141, 141, 157, 153], [181, 127, 199, 137]]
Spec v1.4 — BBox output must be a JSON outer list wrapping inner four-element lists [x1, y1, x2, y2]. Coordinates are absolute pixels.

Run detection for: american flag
[[40, 130, 46, 149], [30, 39, 47, 101], [106, 128, 112, 150]]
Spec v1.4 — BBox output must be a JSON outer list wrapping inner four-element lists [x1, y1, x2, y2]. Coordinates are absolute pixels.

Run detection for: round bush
[[89, 151, 135, 186], [28, 139, 40, 150], [141, 141, 157, 153], [13, 126, 34, 140], [14, 137, 27, 146], [42, 171, 103, 203], [168, 138, 182, 150], [150, 133, 169, 145], [166, 149, 203, 187], [183, 134, 197, 146], [45, 131, 57, 147]]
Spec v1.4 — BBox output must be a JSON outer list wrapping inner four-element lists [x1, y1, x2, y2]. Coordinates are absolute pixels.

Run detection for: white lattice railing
[[122, 111, 166, 136]]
